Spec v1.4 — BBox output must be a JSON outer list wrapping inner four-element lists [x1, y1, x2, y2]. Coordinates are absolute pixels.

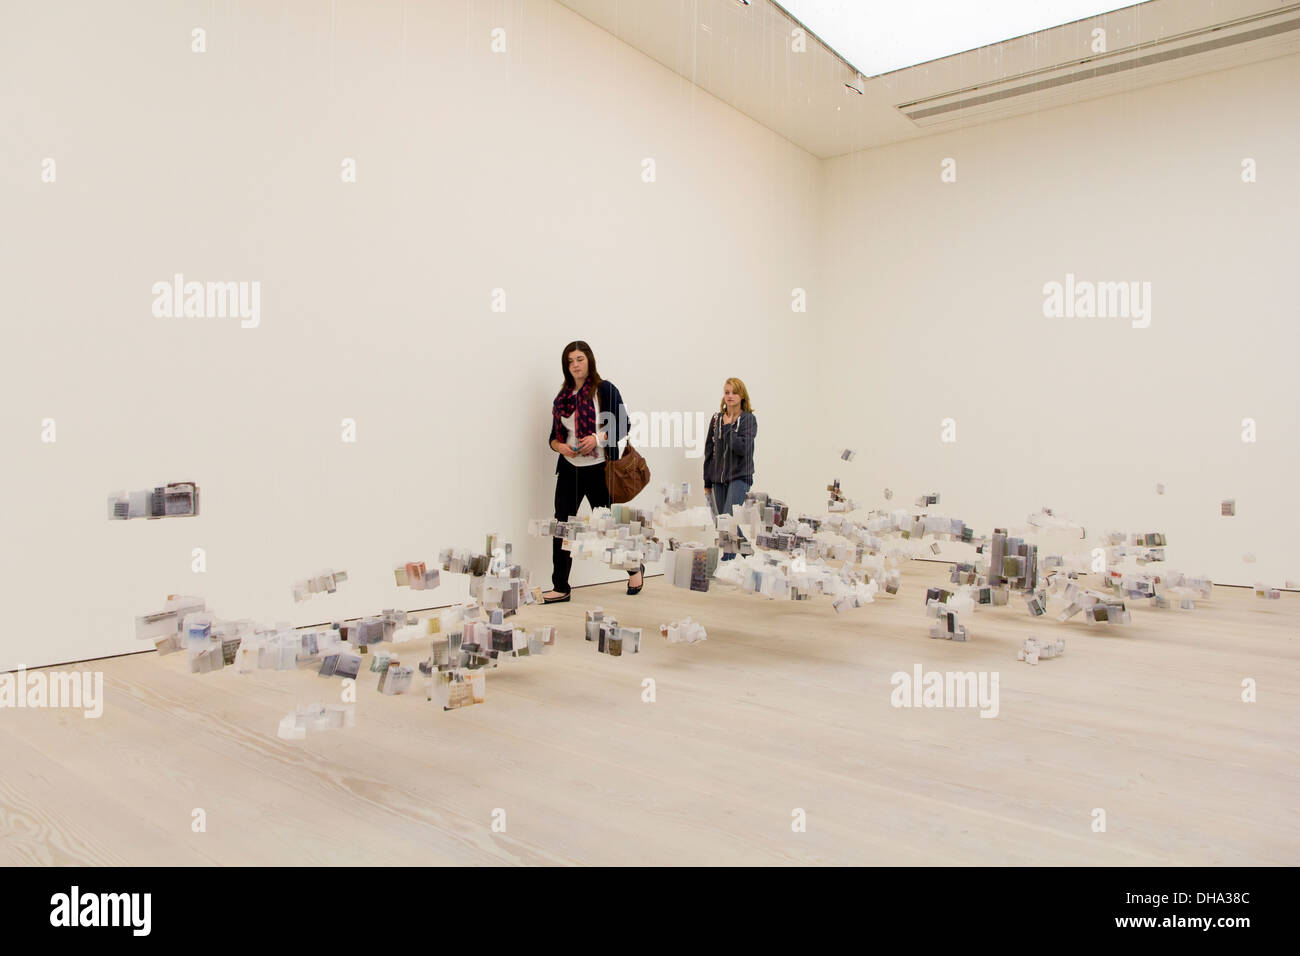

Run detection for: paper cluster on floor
[[661, 617, 707, 644], [439, 534, 538, 614], [136, 597, 259, 671], [585, 607, 640, 656], [530, 505, 663, 573], [135, 594, 209, 652], [714, 514, 749, 556], [1017, 637, 1065, 665], [413, 605, 553, 709], [133, 518, 568, 725], [925, 587, 972, 641], [700, 490, 905, 604], [277, 703, 355, 739], [369, 651, 415, 694], [662, 542, 717, 591], [1096, 568, 1211, 611], [429, 669, 486, 710], [132, 444, 1286, 722]]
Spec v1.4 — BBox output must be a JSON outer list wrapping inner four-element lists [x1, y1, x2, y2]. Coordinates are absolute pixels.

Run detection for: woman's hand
[[577, 433, 600, 455], [553, 440, 577, 458]]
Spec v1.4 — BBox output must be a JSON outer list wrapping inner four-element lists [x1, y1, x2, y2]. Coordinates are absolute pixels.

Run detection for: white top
[[560, 388, 603, 467]]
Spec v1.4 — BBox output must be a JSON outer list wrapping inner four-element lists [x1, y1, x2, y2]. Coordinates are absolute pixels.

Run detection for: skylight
[[771, 1, 1139, 76]]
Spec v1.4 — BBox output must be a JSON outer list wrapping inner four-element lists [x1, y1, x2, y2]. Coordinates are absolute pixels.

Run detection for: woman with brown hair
[[542, 341, 644, 602]]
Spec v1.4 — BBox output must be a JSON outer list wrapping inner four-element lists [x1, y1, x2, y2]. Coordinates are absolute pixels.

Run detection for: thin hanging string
[[400, 0, 408, 86], [328, 0, 337, 112]]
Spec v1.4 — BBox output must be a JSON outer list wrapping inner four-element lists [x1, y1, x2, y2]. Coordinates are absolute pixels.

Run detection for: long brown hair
[[561, 340, 602, 397]]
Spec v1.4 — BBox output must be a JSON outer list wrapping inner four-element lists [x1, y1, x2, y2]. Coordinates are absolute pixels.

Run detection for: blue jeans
[[711, 478, 752, 557]]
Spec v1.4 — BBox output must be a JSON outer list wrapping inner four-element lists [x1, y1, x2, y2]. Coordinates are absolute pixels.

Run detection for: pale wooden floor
[[2, 561, 1297, 866]]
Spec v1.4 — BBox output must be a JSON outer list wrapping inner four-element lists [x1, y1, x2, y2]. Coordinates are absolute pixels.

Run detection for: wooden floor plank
[[3, 562, 1296, 865]]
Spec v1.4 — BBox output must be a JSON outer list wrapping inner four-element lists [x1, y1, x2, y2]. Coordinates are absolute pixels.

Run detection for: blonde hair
[[719, 377, 754, 415]]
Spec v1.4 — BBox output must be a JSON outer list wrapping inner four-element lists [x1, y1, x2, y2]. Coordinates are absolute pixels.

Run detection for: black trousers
[[552, 458, 632, 592]]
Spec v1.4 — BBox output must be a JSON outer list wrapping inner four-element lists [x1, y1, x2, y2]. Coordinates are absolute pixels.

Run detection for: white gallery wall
[[817, 52, 1300, 588], [0, 0, 823, 670], [3, 2, 1296, 672]]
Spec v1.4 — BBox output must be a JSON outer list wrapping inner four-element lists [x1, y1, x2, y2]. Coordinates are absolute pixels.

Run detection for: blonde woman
[[702, 377, 757, 559]]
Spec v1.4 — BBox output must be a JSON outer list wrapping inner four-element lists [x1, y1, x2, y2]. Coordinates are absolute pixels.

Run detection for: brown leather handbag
[[606, 442, 650, 503]]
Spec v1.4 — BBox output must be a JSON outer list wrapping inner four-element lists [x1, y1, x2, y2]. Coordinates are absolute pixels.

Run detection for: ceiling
[[555, 0, 1300, 158]]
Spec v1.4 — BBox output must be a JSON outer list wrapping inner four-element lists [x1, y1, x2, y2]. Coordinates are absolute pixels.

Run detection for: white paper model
[[292, 569, 348, 602], [584, 608, 639, 656], [394, 561, 440, 590], [827, 478, 857, 512], [107, 482, 199, 520], [378, 662, 414, 695], [136, 594, 207, 653], [1017, 637, 1065, 665], [429, 670, 486, 710], [660, 618, 708, 644], [661, 482, 692, 510], [439, 536, 535, 616], [277, 703, 355, 739], [926, 588, 973, 642]]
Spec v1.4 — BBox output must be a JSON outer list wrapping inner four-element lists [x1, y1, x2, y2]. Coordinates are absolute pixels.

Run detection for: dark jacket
[[547, 379, 628, 475], [703, 411, 757, 486]]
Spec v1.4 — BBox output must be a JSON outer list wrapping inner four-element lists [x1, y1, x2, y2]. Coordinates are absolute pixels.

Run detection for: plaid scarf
[[553, 382, 597, 444]]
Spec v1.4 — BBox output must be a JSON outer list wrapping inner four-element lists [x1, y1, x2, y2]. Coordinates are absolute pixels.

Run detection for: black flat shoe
[[627, 565, 645, 596], [542, 591, 571, 604]]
